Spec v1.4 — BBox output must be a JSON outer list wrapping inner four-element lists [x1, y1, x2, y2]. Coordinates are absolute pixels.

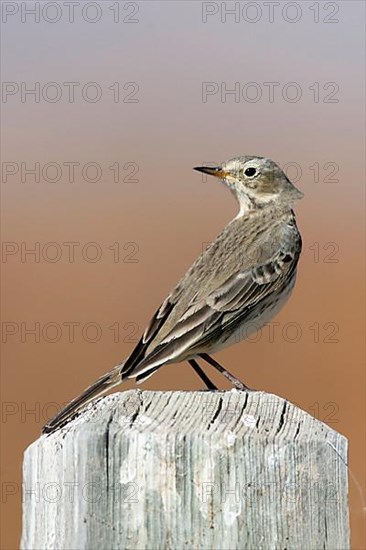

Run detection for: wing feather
[[121, 297, 175, 377], [128, 227, 301, 379]]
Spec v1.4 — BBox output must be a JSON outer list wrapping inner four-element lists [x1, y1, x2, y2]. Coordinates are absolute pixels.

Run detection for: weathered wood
[[22, 390, 349, 550]]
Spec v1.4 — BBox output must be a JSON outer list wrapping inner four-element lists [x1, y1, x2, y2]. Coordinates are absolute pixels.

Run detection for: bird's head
[[194, 155, 303, 214]]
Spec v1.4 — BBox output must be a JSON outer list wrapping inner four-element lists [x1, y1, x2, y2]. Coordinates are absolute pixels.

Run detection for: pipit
[[43, 155, 303, 433]]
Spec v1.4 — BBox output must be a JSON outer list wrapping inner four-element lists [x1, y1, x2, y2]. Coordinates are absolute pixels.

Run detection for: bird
[[43, 155, 303, 433]]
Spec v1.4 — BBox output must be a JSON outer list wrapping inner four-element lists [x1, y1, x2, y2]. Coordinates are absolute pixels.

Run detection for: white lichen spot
[[120, 457, 137, 484], [267, 449, 278, 469], [223, 499, 241, 526], [267, 445, 287, 469], [158, 444, 181, 516], [137, 415, 152, 427], [193, 456, 216, 520], [242, 414, 257, 428], [226, 431, 237, 447]]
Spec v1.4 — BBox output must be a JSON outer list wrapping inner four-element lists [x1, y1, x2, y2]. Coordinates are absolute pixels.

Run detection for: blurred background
[[1, 1, 365, 548]]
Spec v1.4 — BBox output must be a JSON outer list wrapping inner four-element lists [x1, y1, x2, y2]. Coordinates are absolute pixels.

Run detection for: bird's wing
[[121, 296, 176, 377], [125, 225, 301, 380]]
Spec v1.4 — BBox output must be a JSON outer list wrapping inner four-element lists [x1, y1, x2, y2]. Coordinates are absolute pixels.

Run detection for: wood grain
[[22, 390, 349, 549]]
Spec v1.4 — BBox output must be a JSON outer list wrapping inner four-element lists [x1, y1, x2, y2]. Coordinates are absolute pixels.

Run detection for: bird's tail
[[42, 362, 125, 434]]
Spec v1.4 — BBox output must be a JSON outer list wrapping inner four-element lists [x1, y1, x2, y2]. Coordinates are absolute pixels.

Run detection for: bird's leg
[[199, 353, 252, 391], [188, 359, 218, 390]]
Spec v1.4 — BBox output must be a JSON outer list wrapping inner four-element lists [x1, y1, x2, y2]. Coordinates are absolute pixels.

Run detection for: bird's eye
[[244, 167, 257, 177]]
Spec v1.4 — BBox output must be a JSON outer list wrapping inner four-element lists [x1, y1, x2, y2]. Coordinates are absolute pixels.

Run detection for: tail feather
[[42, 362, 124, 434]]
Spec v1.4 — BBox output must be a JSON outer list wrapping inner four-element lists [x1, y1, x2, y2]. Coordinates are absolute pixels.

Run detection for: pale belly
[[196, 274, 297, 355]]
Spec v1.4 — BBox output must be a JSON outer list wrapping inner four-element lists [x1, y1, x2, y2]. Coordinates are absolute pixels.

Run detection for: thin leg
[[199, 353, 252, 391], [188, 359, 218, 390]]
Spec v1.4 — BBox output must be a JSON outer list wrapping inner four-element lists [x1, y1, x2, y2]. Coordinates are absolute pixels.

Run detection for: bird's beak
[[194, 166, 229, 179]]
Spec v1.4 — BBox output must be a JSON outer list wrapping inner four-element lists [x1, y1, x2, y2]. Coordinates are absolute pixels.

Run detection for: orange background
[[1, 1, 365, 549]]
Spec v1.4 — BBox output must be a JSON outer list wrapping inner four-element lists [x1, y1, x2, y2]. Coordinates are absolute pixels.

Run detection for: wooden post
[[22, 390, 349, 550]]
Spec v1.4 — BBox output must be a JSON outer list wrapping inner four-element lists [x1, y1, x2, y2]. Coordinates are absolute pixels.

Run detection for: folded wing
[[124, 223, 301, 381]]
